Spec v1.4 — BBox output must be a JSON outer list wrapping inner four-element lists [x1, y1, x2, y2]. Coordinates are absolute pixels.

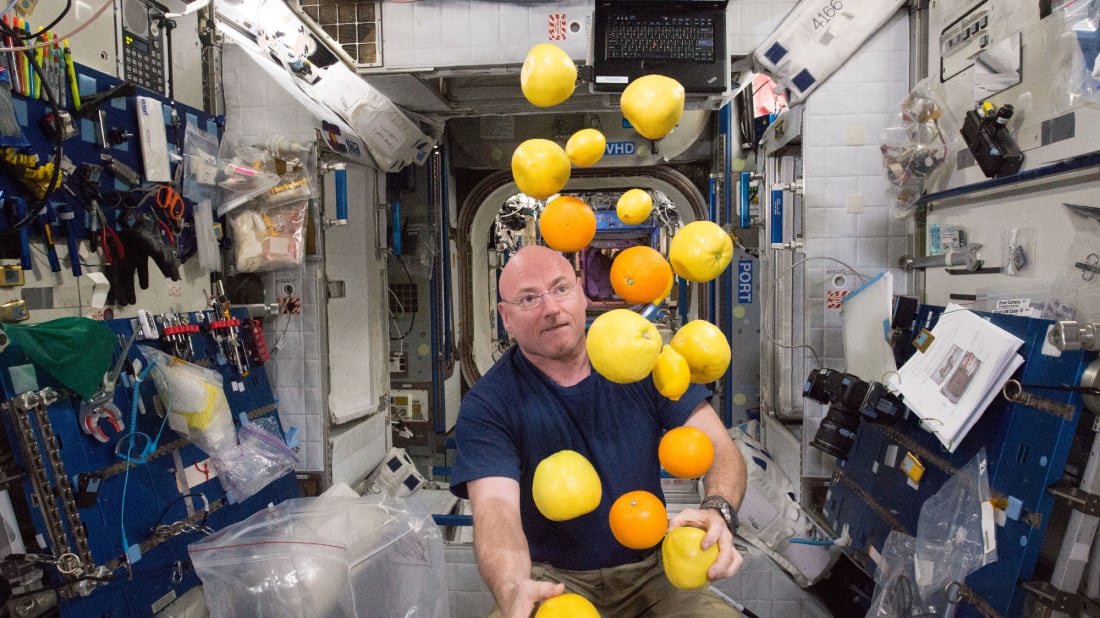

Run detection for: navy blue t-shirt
[[450, 346, 710, 571]]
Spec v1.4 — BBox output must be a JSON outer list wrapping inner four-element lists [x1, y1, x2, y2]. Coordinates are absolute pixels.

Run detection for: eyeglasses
[[502, 280, 577, 311]]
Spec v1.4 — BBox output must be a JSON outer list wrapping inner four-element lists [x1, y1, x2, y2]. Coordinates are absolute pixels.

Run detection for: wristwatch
[[700, 495, 739, 535]]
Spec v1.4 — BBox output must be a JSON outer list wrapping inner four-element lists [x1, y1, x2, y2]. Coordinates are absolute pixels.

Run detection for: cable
[[392, 254, 417, 339], [762, 255, 869, 370], [0, 17, 64, 236], [268, 313, 294, 355], [0, 0, 111, 52], [16, 0, 73, 41]]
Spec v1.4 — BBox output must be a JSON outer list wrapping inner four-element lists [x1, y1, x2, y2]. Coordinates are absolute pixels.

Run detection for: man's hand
[[501, 580, 565, 618], [668, 507, 744, 581]]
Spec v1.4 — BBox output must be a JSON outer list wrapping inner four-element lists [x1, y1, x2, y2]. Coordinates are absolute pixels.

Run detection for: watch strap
[[700, 495, 739, 535]]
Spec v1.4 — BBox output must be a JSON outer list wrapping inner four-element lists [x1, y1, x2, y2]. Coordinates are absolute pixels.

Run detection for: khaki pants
[[488, 550, 740, 618]]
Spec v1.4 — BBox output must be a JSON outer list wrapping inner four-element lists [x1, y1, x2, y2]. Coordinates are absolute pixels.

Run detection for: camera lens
[[812, 413, 858, 460]]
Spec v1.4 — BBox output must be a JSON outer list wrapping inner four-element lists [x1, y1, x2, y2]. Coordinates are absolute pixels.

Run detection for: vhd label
[[605, 141, 636, 155]]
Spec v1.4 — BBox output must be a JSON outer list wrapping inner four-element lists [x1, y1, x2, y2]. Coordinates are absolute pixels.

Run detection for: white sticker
[[914, 556, 936, 587], [883, 444, 899, 467], [981, 501, 997, 557]]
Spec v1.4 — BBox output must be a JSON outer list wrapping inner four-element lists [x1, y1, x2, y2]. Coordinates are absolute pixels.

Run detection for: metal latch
[[1020, 580, 1100, 617], [1047, 483, 1100, 516]]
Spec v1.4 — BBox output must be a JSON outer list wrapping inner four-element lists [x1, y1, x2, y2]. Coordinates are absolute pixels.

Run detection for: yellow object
[[658, 426, 715, 479], [512, 138, 571, 200], [565, 128, 606, 167], [662, 527, 718, 590], [532, 450, 602, 522], [620, 75, 685, 140], [668, 221, 733, 283], [616, 189, 653, 225], [652, 345, 690, 401], [539, 195, 596, 252], [176, 383, 221, 430], [670, 320, 731, 384], [586, 309, 662, 384], [900, 452, 925, 483], [520, 43, 577, 108], [534, 593, 600, 617]]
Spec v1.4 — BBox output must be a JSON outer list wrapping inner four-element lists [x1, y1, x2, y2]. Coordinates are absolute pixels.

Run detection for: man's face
[[497, 247, 588, 363]]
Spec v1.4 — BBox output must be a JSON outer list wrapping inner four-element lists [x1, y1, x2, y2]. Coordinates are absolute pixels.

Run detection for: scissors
[[1077, 253, 1099, 281], [154, 185, 185, 225]]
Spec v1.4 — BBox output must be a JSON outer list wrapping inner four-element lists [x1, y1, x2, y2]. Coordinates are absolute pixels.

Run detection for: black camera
[[803, 368, 904, 459], [960, 103, 1023, 178]]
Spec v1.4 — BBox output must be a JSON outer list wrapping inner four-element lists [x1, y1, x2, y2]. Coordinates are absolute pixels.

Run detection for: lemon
[[621, 75, 685, 140], [535, 592, 600, 617], [521, 43, 577, 108], [512, 139, 571, 200], [668, 221, 733, 283], [653, 345, 690, 401], [670, 320, 731, 384], [532, 450, 602, 522], [586, 309, 662, 384], [616, 189, 653, 225], [566, 128, 607, 167], [662, 527, 718, 590]]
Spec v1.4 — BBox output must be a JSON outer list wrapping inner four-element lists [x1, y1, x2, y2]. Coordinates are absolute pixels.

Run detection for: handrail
[[915, 150, 1100, 207]]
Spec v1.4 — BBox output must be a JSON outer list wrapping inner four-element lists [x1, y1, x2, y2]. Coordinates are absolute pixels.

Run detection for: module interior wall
[[801, 10, 912, 370], [799, 11, 913, 474]]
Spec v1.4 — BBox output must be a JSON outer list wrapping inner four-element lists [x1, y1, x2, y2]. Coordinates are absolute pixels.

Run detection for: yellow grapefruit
[[566, 128, 607, 167], [616, 189, 653, 225], [521, 44, 577, 108], [652, 345, 690, 401], [586, 309, 662, 383], [513, 139, 571, 200], [669, 320, 731, 383], [532, 450, 602, 522], [662, 526, 718, 590], [668, 221, 733, 283], [621, 75, 685, 140], [534, 593, 600, 617]]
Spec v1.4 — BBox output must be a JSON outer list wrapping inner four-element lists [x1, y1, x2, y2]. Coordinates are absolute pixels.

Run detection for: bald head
[[498, 245, 574, 300]]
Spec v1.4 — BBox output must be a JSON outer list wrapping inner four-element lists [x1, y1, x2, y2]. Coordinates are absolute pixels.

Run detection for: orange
[[609, 246, 673, 305], [658, 426, 714, 479], [609, 490, 668, 550], [535, 593, 600, 617], [662, 527, 718, 590], [539, 196, 596, 252]]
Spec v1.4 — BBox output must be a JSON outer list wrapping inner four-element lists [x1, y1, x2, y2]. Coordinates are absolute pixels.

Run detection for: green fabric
[[1, 317, 117, 399]]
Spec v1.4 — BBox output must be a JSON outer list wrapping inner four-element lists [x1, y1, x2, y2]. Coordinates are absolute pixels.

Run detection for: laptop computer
[[591, 0, 730, 94]]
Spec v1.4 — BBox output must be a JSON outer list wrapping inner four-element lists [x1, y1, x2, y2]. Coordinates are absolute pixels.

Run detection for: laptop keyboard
[[605, 14, 716, 63]]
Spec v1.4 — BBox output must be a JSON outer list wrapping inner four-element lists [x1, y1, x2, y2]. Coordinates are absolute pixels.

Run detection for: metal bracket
[[1021, 580, 1100, 617], [1047, 483, 1100, 516]]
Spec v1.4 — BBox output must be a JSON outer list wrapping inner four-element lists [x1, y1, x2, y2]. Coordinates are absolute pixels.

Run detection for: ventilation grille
[[295, 0, 382, 68], [389, 283, 418, 315]]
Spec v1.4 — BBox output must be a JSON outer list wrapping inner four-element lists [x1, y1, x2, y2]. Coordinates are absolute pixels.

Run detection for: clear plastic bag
[[866, 531, 950, 617], [215, 143, 282, 216], [1049, 0, 1100, 113], [188, 492, 447, 617], [229, 199, 308, 272], [913, 448, 997, 601], [140, 346, 236, 455], [880, 79, 958, 217], [210, 421, 298, 504], [183, 122, 220, 206]]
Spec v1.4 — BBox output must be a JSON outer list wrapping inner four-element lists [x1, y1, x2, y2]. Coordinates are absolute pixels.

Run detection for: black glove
[[106, 214, 181, 307]]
